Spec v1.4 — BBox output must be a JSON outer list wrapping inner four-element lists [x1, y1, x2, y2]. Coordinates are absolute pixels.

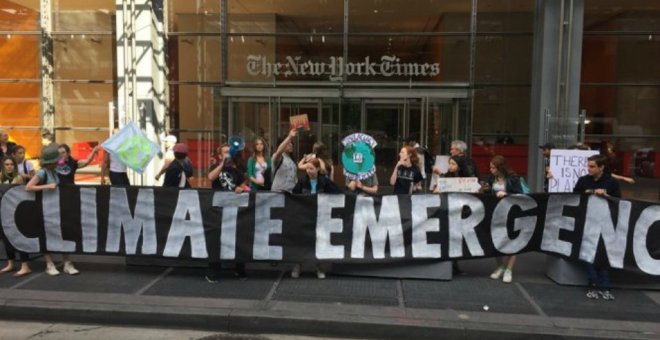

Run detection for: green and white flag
[[102, 122, 159, 173]]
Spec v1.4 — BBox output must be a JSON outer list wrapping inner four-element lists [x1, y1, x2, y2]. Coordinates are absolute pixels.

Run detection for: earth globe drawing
[[341, 133, 377, 180]]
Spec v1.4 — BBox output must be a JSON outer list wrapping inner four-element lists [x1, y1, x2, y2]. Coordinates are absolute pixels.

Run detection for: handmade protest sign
[[435, 177, 481, 193], [102, 122, 160, 173], [342, 133, 377, 181], [549, 149, 599, 192]]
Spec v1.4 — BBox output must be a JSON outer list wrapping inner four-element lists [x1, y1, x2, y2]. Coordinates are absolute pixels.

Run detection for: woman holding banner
[[26, 144, 79, 276], [485, 155, 524, 283], [390, 145, 424, 194], [0, 156, 32, 277], [247, 137, 272, 192], [292, 158, 340, 279]]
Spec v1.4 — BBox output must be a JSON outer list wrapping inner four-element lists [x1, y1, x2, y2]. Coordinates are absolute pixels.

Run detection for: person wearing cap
[[162, 143, 193, 188], [538, 142, 555, 192], [155, 135, 178, 182], [26, 143, 80, 276]]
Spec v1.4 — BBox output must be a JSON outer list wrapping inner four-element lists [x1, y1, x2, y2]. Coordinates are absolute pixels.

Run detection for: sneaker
[[598, 290, 615, 301], [291, 264, 301, 279], [490, 266, 505, 280], [316, 268, 326, 279], [452, 262, 464, 276], [586, 288, 599, 299], [502, 269, 513, 283], [63, 262, 79, 275], [45, 262, 60, 276], [205, 275, 218, 283]]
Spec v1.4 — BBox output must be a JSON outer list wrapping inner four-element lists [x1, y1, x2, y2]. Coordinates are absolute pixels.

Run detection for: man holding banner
[[573, 154, 620, 300]]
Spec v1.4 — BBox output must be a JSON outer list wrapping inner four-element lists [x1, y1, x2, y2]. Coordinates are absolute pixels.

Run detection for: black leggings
[[3, 239, 29, 261]]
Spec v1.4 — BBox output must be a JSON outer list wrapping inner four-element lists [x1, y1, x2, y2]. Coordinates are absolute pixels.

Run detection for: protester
[[431, 155, 472, 275], [538, 142, 555, 192], [292, 158, 340, 279], [573, 154, 620, 301], [155, 135, 177, 182], [345, 172, 379, 195], [247, 137, 272, 192], [404, 133, 430, 186], [485, 155, 524, 283], [0, 156, 32, 276], [0, 129, 16, 159], [600, 141, 635, 185], [12, 145, 35, 183], [390, 145, 423, 194], [270, 129, 298, 193], [162, 143, 193, 188], [433, 140, 479, 179], [56, 143, 100, 185], [299, 141, 334, 181], [25, 144, 79, 276], [207, 143, 248, 282]]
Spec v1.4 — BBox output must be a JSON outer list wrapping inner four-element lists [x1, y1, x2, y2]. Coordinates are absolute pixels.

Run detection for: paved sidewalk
[[0, 253, 658, 339]]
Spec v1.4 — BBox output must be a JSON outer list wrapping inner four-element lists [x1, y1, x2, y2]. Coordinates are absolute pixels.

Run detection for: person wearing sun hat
[[25, 143, 80, 276]]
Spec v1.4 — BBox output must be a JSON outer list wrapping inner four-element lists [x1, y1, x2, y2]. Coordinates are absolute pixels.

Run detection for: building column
[[116, 0, 168, 186], [527, 0, 584, 191], [40, 0, 54, 145]]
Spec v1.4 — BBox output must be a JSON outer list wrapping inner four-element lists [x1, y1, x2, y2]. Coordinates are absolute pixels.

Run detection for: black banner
[[0, 185, 658, 275]]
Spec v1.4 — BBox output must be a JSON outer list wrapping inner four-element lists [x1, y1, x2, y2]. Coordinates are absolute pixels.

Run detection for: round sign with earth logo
[[341, 133, 377, 181]]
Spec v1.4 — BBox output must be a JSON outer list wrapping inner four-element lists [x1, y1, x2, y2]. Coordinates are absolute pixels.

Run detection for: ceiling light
[[373, 9, 379, 14]]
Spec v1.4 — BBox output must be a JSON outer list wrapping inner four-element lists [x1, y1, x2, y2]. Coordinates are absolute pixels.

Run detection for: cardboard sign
[[548, 149, 599, 193], [289, 114, 310, 131], [436, 177, 481, 193], [429, 155, 450, 190]]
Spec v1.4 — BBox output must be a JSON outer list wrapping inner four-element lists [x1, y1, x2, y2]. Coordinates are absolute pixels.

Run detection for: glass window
[[168, 0, 221, 33], [53, 0, 115, 32], [582, 35, 660, 83], [477, 0, 535, 32], [169, 36, 221, 82], [0, 35, 40, 79], [347, 35, 469, 82], [584, 0, 660, 32], [228, 0, 343, 34], [0, 0, 39, 31], [171, 85, 221, 132], [54, 83, 114, 129], [53, 34, 114, 80], [472, 86, 531, 145], [0, 83, 40, 126], [475, 35, 533, 84], [349, 0, 472, 33]]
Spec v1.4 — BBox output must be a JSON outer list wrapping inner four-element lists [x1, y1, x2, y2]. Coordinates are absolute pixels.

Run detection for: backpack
[[519, 177, 531, 194]]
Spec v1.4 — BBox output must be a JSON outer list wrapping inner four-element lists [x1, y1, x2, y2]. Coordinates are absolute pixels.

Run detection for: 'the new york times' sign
[[0, 185, 658, 275]]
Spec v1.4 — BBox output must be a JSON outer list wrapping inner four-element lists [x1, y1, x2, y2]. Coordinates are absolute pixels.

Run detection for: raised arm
[[272, 129, 297, 163], [77, 145, 100, 168]]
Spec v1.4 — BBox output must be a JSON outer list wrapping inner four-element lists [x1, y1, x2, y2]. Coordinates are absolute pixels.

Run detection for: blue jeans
[[584, 263, 610, 289]]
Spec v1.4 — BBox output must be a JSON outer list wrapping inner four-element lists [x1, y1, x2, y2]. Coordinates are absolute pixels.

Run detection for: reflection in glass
[[582, 35, 660, 83], [0, 83, 40, 126], [0, 35, 40, 79], [54, 83, 114, 128], [170, 36, 222, 82], [475, 35, 533, 83], [0, 0, 39, 31], [53, 34, 114, 80], [168, 0, 221, 32], [228, 0, 343, 33], [349, 0, 472, 33], [477, 0, 535, 32], [53, 0, 115, 32]]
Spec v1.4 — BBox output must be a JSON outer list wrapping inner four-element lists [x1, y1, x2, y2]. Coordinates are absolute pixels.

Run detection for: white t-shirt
[[109, 152, 127, 173], [17, 160, 34, 175]]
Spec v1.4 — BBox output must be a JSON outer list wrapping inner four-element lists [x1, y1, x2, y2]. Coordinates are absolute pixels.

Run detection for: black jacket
[[573, 172, 621, 198], [163, 159, 193, 188], [485, 175, 524, 194], [293, 175, 340, 194]]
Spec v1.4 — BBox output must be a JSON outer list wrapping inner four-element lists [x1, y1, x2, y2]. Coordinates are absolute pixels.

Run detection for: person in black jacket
[[485, 155, 523, 284], [162, 143, 192, 188], [293, 158, 340, 195], [291, 158, 339, 279], [573, 154, 620, 301]]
